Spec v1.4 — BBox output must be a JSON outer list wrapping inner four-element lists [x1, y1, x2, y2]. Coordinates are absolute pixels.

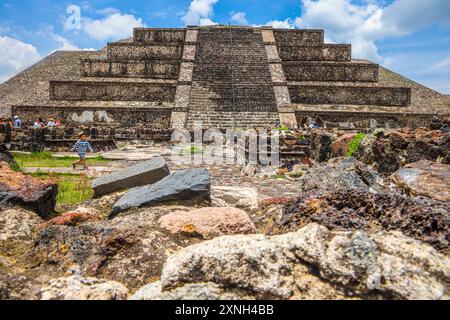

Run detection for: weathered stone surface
[[0, 269, 40, 300], [357, 129, 450, 174], [268, 189, 449, 253], [40, 276, 128, 300], [391, 160, 450, 202], [160, 224, 449, 300], [310, 130, 333, 162], [0, 144, 16, 167], [26, 206, 198, 291], [211, 186, 261, 211], [92, 157, 170, 196], [0, 161, 57, 217], [39, 210, 99, 229], [331, 133, 356, 157], [110, 169, 211, 218], [0, 206, 43, 242], [298, 157, 385, 193], [131, 281, 251, 300], [159, 207, 256, 239]]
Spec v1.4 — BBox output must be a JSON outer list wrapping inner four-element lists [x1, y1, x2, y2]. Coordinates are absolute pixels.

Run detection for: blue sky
[[1, 0, 450, 93]]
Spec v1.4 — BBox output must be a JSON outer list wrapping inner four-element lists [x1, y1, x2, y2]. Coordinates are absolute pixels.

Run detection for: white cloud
[[230, 12, 249, 25], [0, 36, 41, 83], [83, 12, 146, 41], [265, 18, 296, 29], [182, 0, 219, 26], [50, 34, 95, 52], [292, 0, 450, 62]]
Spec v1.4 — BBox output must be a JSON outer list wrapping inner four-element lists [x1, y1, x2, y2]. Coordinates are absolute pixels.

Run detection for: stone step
[[278, 45, 351, 62], [273, 29, 324, 46], [133, 28, 186, 44], [82, 59, 180, 79], [288, 84, 411, 107], [107, 43, 183, 60], [282, 61, 379, 82], [50, 80, 176, 102]]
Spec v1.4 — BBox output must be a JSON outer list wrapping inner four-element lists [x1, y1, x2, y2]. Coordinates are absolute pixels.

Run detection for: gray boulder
[[160, 223, 449, 300], [298, 157, 385, 193], [92, 157, 170, 196], [110, 169, 211, 218]]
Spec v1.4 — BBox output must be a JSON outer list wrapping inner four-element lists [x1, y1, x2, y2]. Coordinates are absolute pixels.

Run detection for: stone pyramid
[[1, 26, 448, 130]]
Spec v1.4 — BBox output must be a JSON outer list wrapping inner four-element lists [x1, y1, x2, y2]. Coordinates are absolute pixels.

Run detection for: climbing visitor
[[47, 118, 57, 127], [13, 115, 22, 128], [71, 132, 94, 170], [33, 117, 45, 128]]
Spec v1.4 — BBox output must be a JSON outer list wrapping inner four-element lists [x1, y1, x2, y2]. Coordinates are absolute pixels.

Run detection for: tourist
[[33, 117, 45, 128], [47, 118, 57, 127], [71, 132, 94, 170], [13, 115, 22, 128]]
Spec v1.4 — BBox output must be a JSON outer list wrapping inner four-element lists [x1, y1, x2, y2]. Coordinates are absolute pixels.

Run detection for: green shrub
[[179, 145, 204, 156], [346, 133, 366, 157]]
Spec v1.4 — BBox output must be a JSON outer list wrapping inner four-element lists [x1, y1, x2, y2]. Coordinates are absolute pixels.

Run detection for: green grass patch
[[179, 145, 204, 156], [31, 172, 93, 206], [12, 152, 109, 168], [346, 133, 367, 157], [274, 126, 290, 131]]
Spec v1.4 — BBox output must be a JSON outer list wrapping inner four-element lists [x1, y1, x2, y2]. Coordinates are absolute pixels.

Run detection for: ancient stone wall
[[82, 60, 180, 79], [295, 110, 436, 129], [133, 28, 186, 43], [278, 45, 351, 61], [12, 105, 172, 129], [273, 29, 324, 46], [107, 44, 183, 60], [50, 81, 176, 102], [289, 85, 411, 107], [283, 61, 379, 82]]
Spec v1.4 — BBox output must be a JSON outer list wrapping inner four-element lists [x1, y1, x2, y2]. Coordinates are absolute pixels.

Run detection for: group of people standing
[[33, 117, 61, 128]]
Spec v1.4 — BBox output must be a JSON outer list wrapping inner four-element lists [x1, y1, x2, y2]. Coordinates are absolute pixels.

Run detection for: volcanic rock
[[0, 161, 57, 217], [331, 133, 356, 157], [391, 160, 450, 202], [110, 169, 211, 218], [310, 130, 333, 162], [298, 157, 385, 193], [268, 189, 449, 252]]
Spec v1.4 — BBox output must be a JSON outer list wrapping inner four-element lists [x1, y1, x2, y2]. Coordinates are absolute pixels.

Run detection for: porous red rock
[[267, 189, 449, 253], [159, 207, 256, 239], [0, 161, 57, 217], [331, 133, 356, 157], [39, 211, 98, 229]]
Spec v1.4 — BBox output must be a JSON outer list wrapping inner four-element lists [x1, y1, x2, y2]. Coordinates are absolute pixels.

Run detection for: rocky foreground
[[0, 127, 449, 300]]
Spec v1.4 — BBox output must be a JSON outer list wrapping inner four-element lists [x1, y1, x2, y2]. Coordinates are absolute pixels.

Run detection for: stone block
[[134, 28, 186, 43], [289, 85, 411, 106], [279, 45, 351, 61], [110, 169, 211, 218], [50, 81, 177, 102], [92, 157, 170, 196], [274, 30, 324, 46], [283, 61, 379, 82]]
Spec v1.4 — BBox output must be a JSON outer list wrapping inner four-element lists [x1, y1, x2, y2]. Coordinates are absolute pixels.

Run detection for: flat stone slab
[[110, 169, 211, 219], [92, 157, 170, 197]]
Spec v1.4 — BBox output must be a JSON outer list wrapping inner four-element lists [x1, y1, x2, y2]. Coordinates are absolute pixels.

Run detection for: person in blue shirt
[[71, 133, 93, 170], [13, 116, 22, 129]]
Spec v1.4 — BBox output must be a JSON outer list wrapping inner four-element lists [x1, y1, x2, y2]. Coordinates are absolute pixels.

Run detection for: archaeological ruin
[[1, 25, 449, 143]]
